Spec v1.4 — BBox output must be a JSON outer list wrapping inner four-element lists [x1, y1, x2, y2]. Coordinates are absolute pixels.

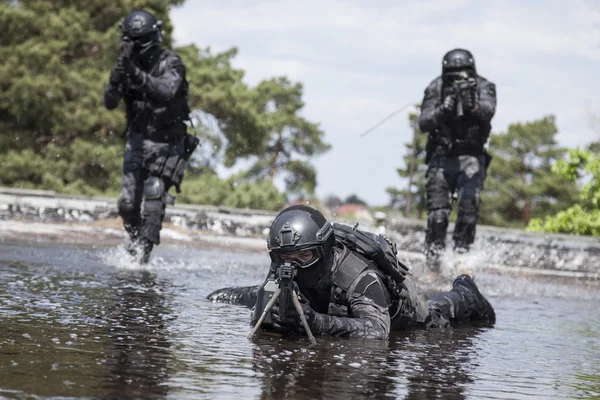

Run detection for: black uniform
[[104, 10, 192, 263], [208, 206, 496, 340], [418, 49, 497, 256]]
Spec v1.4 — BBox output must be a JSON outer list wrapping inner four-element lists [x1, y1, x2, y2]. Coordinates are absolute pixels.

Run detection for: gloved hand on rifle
[[270, 288, 316, 333], [462, 86, 478, 113], [120, 37, 146, 86], [109, 56, 126, 87], [439, 94, 456, 117]]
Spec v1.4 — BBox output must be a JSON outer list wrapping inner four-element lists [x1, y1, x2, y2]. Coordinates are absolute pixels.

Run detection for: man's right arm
[[418, 80, 445, 133], [104, 56, 126, 110], [103, 83, 121, 110], [206, 285, 260, 308]]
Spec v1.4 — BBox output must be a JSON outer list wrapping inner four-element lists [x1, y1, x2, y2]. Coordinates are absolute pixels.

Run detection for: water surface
[[0, 241, 598, 399]]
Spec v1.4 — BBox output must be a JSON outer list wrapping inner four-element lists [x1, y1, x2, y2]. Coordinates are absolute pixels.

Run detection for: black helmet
[[267, 205, 335, 288], [119, 9, 162, 52], [442, 48, 476, 79], [120, 10, 162, 37]]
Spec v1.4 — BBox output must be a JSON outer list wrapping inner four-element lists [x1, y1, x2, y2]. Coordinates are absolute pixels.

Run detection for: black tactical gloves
[[462, 88, 478, 113], [120, 37, 146, 86], [441, 94, 456, 116], [270, 291, 317, 333], [109, 56, 126, 86], [120, 37, 135, 61]]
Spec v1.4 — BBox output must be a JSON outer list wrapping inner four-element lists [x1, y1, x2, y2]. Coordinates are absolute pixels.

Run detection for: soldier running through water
[[104, 9, 198, 264], [418, 49, 497, 262]]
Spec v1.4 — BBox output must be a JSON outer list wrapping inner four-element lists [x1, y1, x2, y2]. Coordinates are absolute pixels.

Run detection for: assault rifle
[[248, 262, 317, 344], [449, 70, 477, 117]]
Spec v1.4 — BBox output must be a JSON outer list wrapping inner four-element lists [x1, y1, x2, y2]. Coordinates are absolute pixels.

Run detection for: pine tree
[[480, 116, 579, 227], [386, 110, 428, 218], [243, 77, 331, 197]]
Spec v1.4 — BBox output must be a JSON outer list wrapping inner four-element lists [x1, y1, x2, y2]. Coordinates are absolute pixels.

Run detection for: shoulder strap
[[331, 250, 377, 306], [151, 49, 170, 77]]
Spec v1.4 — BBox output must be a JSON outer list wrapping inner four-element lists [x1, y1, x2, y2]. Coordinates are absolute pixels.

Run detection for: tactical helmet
[[119, 9, 163, 49], [267, 205, 335, 287], [442, 48, 476, 78]]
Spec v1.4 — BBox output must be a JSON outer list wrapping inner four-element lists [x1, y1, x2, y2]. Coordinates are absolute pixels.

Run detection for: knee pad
[[117, 197, 139, 219], [429, 209, 449, 229], [457, 197, 479, 224], [141, 212, 163, 245], [143, 176, 166, 201], [118, 197, 134, 212], [426, 208, 449, 248], [141, 177, 167, 245]]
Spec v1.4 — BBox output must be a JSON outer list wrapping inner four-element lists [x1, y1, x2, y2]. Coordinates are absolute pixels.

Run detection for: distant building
[[334, 203, 372, 222]]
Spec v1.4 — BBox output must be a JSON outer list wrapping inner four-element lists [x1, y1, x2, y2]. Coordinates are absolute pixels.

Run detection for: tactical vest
[[431, 79, 491, 157], [123, 49, 191, 141]]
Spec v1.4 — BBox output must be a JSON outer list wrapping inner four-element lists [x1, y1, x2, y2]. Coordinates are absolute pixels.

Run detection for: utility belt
[[426, 124, 488, 163], [145, 132, 199, 193], [131, 122, 187, 143], [427, 143, 493, 170]]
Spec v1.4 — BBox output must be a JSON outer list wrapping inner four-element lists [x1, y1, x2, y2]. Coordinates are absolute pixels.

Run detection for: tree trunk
[[270, 136, 282, 183], [404, 125, 418, 217], [520, 164, 532, 224]]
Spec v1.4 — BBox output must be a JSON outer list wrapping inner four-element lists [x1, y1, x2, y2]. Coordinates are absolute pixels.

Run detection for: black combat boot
[[124, 223, 141, 257], [453, 240, 470, 254], [452, 274, 496, 323], [138, 238, 154, 265]]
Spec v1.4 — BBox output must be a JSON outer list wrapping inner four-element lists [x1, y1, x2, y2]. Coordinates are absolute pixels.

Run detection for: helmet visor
[[277, 247, 323, 268], [132, 34, 154, 45], [443, 68, 474, 83]]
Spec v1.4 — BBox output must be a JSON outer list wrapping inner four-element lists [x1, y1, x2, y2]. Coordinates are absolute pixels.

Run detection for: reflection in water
[[251, 327, 484, 400], [252, 338, 395, 399], [397, 327, 483, 400], [103, 270, 175, 399]]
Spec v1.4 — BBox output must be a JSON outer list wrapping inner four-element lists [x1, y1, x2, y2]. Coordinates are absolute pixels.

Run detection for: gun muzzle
[[456, 98, 464, 117]]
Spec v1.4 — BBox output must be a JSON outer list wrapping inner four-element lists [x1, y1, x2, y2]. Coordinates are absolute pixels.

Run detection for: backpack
[[332, 223, 409, 297]]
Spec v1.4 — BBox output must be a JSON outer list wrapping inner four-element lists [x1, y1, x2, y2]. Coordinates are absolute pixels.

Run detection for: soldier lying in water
[[208, 205, 496, 340]]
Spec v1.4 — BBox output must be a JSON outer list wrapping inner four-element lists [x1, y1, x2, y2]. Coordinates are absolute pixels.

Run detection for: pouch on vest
[[183, 133, 199, 161]]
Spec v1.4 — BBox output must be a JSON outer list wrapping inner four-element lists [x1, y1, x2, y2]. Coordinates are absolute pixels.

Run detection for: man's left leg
[[138, 137, 184, 264], [139, 175, 167, 264], [453, 155, 486, 253], [426, 274, 495, 328]]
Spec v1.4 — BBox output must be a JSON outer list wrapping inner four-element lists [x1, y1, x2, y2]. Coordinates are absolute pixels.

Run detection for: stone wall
[[1, 187, 599, 276]]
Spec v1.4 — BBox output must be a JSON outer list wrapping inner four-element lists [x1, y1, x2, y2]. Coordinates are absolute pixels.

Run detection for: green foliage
[[527, 205, 600, 236], [178, 173, 286, 211], [243, 77, 331, 197], [480, 116, 579, 227], [527, 148, 600, 236], [178, 45, 267, 167], [223, 177, 287, 211], [386, 109, 428, 218], [2, 139, 122, 195]]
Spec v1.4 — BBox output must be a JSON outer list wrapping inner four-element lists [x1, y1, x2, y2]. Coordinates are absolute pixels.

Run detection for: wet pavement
[[0, 237, 599, 399]]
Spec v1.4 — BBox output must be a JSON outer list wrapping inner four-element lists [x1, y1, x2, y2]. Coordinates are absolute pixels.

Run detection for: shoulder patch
[[351, 271, 389, 309], [333, 252, 370, 291]]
